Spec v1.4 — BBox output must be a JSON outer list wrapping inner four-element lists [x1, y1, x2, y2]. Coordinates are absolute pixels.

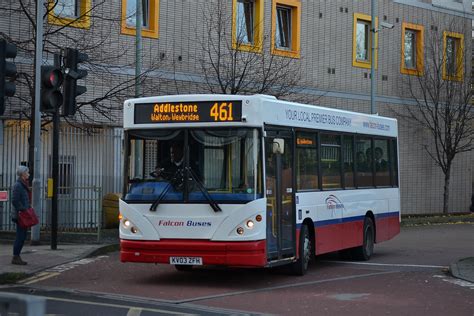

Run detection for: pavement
[[0, 218, 473, 285], [0, 229, 119, 284]]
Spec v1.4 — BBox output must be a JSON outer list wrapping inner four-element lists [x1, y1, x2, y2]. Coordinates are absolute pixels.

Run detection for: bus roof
[[124, 94, 398, 138]]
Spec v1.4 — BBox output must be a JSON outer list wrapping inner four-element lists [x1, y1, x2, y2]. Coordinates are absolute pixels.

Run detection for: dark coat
[[11, 178, 31, 221]]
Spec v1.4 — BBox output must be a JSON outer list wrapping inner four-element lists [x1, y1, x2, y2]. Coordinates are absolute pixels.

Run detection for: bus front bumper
[[120, 239, 267, 267]]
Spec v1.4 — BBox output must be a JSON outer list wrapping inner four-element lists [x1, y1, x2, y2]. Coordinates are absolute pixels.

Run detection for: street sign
[[0, 191, 8, 202]]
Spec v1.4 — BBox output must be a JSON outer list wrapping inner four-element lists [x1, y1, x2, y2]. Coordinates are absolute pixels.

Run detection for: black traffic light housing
[[0, 39, 17, 116], [63, 48, 88, 116], [40, 65, 63, 113]]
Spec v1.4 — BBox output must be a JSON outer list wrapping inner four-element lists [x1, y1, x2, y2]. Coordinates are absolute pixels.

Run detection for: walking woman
[[11, 165, 31, 265]]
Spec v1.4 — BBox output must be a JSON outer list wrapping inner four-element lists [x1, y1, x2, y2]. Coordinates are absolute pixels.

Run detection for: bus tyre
[[353, 217, 375, 261], [175, 265, 193, 272], [292, 224, 312, 276]]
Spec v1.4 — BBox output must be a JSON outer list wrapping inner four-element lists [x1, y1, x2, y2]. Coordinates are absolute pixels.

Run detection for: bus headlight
[[236, 227, 244, 235], [246, 220, 254, 229], [122, 218, 138, 234]]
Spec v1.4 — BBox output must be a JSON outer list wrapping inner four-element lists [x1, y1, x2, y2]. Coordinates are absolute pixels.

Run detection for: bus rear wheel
[[292, 224, 312, 276], [353, 217, 375, 261]]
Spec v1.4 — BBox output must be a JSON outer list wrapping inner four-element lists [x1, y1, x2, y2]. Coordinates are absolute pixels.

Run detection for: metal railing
[[0, 186, 104, 242]]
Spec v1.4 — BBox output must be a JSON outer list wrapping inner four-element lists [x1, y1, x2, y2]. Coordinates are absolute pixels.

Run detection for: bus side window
[[374, 139, 390, 187], [296, 132, 318, 191], [356, 137, 373, 187], [321, 134, 341, 189], [343, 135, 355, 188], [391, 139, 399, 187]]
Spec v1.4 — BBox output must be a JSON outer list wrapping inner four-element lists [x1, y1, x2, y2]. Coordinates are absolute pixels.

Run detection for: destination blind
[[134, 101, 243, 123]]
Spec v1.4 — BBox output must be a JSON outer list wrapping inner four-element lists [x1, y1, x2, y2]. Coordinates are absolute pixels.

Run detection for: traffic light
[[40, 65, 63, 113], [63, 48, 88, 116], [0, 39, 17, 116]]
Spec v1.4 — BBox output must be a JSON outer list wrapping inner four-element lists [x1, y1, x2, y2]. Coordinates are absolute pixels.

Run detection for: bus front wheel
[[292, 224, 312, 276], [353, 217, 375, 261]]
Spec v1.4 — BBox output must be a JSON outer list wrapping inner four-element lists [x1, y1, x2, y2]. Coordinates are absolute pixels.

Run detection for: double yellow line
[[19, 271, 60, 285]]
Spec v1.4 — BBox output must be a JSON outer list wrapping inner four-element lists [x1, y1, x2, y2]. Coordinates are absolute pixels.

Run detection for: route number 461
[[210, 102, 234, 121]]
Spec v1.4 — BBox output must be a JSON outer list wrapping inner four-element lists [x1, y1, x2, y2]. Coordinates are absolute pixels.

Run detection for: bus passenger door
[[265, 129, 296, 262]]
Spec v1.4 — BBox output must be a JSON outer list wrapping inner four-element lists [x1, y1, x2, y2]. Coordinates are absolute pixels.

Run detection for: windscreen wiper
[[149, 182, 172, 212], [149, 169, 186, 212], [186, 167, 222, 212]]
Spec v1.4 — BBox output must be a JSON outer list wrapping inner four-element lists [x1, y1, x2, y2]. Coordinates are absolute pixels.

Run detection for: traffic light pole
[[31, 0, 44, 244], [135, 0, 142, 98], [134, 0, 143, 178], [51, 104, 59, 250], [50, 54, 61, 250]]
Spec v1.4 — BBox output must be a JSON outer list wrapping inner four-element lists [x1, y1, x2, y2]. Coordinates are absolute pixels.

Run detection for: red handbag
[[18, 208, 39, 228]]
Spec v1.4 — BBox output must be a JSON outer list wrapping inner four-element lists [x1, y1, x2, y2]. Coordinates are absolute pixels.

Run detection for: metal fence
[[0, 186, 102, 231], [0, 120, 123, 232]]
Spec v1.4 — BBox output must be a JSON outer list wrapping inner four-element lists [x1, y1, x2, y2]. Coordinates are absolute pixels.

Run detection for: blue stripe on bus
[[296, 211, 399, 229], [374, 211, 400, 219]]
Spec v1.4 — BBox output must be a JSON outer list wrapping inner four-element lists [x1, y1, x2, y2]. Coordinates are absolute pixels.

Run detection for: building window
[[276, 6, 291, 49], [232, 0, 263, 52], [443, 31, 464, 81], [54, 0, 79, 18], [401, 23, 424, 76], [48, 0, 91, 29], [126, 0, 149, 28], [404, 30, 416, 68], [121, 0, 159, 39], [271, 0, 301, 58], [352, 13, 377, 69], [356, 20, 370, 61]]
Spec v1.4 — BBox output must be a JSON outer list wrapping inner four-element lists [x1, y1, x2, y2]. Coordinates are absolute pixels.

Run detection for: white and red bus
[[120, 94, 400, 275]]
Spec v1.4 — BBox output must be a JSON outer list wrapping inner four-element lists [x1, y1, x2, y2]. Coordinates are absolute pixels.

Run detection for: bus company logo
[[325, 195, 345, 211], [158, 220, 211, 227]]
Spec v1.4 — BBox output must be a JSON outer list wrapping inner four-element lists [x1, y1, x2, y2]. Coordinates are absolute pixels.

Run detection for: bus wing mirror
[[273, 138, 284, 154]]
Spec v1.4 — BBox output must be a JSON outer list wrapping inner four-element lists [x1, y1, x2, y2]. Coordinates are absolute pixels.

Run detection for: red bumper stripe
[[120, 239, 267, 267]]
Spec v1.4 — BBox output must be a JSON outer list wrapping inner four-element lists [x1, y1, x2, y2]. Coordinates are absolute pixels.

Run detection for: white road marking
[[34, 296, 193, 315], [127, 307, 142, 316], [174, 270, 397, 304], [433, 275, 474, 290], [322, 260, 447, 269], [329, 293, 371, 301]]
